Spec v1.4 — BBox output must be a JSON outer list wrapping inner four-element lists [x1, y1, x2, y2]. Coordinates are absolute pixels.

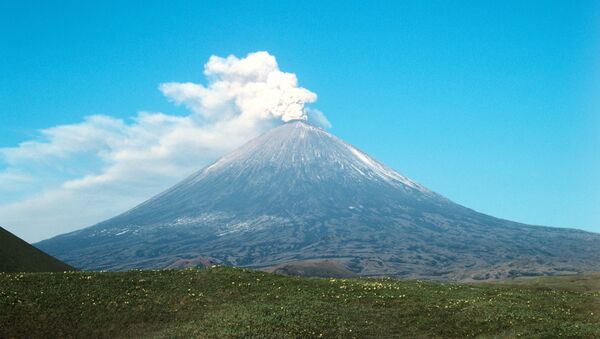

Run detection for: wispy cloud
[[0, 51, 329, 242]]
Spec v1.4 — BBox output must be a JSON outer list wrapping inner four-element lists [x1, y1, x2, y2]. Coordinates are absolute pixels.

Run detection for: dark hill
[[0, 226, 75, 272]]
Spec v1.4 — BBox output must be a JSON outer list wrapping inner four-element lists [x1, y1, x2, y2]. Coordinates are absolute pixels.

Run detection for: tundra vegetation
[[1, 267, 599, 338]]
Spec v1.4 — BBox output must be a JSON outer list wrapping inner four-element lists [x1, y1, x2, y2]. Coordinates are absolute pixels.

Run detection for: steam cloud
[[0, 51, 329, 242], [160, 51, 320, 123]]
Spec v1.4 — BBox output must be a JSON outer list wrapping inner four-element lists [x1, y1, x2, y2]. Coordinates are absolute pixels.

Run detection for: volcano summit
[[37, 120, 600, 280]]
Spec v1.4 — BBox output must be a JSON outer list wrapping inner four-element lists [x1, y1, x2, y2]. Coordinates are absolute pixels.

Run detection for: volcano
[[36, 120, 600, 280]]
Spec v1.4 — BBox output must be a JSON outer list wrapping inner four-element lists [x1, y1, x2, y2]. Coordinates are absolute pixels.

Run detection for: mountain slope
[[36, 121, 600, 280], [0, 226, 75, 272]]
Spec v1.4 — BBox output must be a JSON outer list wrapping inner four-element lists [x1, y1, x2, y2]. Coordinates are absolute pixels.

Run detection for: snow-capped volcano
[[129, 120, 439, 220], [37, 120, 600, 280]]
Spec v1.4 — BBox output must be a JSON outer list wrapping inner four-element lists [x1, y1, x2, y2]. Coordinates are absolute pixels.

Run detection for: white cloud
[[160, 51, 317, 122], [0, 51, 329, 242]]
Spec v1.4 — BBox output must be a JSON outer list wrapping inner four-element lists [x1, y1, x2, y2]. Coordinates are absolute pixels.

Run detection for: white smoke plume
[[160, 51, 318, 123], [0, 51, 329, 242]]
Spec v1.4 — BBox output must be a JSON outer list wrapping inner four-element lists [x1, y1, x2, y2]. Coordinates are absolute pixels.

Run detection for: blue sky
[[1, 1, 599, 241]]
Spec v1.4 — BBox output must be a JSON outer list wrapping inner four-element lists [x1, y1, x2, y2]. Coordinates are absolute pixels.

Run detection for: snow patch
[[346, 145, 429, 192], [216, 215, 289, 237]]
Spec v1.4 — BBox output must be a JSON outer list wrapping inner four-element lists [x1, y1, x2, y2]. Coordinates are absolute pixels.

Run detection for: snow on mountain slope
[[196, 121, 430, 191]]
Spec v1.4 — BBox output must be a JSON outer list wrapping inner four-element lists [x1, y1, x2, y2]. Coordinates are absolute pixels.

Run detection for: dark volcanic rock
[[36, 121, 600, 280]]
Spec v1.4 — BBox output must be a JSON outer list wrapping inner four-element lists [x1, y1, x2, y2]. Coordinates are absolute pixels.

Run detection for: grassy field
[[1, 267, 598, 338]]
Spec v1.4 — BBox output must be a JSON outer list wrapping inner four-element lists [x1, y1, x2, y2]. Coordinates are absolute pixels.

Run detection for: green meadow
[[1, 267, 598, 338]]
